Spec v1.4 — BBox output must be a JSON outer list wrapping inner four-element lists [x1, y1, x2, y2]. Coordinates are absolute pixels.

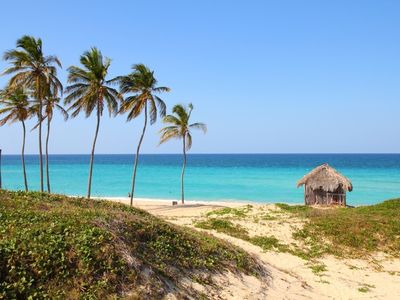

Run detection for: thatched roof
[[297, 163, 353, 192]]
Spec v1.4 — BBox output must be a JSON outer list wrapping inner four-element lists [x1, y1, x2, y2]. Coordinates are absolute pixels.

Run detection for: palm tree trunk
[[130, 103, 148, 206], [46, 116, 51, 193], [38, 113, 44, 192], [181, 135, 187, 204], [37, 78, 44, 192], [87, 109, 101, 199], [21, 120, 28, 192]]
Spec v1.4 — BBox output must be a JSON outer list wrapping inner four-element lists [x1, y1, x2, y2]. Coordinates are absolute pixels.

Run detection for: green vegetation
[[0, 88, 30, 191], [275, 203, 312, 215], [195, 199, 400, 281], [3, 35, 63, 193], [250, 236, 289, 252], [358, 283, 375, 293], [64, 48, 122, 199], [195, 218, 249, 240], [195, 216, 325, 263], [197, 199, 400, 259], [287, 199, 400, 257], [259, 214, 277, 221], [117, 64, 170, 205], [206, 205, 253, 218], [309, 263, 327, 275], [1, 35, 205, 204], [0, 190, 263, 299], [358, 287, 370, 293], [159, 103, 207, 204], [195, 218, 287, 253]]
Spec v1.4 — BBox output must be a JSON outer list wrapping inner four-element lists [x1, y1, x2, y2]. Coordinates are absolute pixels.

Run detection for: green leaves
[[0, 88, 31, 125], [3, 35, 62, 102], [64, 47, 122, 118], [160, 103, 207, 151], [117, 64, 170, 124], [0, 190, 263, 298]]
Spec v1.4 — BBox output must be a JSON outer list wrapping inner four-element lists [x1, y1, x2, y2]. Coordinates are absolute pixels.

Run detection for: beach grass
[[195, 219, 289, 253], [0, 190, 264, 299], [287, 199, 400, 257], [205, 205, 253, 218], [196, 199, 400, 260]]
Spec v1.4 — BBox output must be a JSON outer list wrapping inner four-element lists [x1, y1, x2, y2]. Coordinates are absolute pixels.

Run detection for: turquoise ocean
[[1, 154, 399, 205]]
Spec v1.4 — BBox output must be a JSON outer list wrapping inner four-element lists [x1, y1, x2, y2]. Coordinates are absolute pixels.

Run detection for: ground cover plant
[[0, 190, 264, 299]]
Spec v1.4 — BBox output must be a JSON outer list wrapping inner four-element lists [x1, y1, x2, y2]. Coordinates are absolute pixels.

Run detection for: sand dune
[[101, 197, 400, 299]]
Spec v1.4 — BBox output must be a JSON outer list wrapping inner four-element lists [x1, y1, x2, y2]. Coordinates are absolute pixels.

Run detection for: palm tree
[[64, 48, 121, 199], [159, 103, 206, 204], [32, 87, 68, 193], [117, 64, 170, 206], [2, 35, 62, 192], [0, 87, 31, 191]]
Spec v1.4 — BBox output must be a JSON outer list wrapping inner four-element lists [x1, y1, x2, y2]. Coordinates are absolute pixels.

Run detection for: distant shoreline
[[94, 196, 269, 207]]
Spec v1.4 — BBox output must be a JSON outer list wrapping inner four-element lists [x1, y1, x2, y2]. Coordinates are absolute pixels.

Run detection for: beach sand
[[101, 197, 400, 299]]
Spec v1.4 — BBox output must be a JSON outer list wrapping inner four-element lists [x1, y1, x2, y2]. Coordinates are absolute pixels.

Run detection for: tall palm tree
[[64, 48, 121, 199], [44, 94, 68, 193], [0, 87, 31, 191], [32, 87, 68, 193], [159, 103, 206, 204], [117, 64, 170, 206], [2, 35, 62, 192]]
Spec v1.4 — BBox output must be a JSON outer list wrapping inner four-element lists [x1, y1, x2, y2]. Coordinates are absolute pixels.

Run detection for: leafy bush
[[0, 190, 263, 299]]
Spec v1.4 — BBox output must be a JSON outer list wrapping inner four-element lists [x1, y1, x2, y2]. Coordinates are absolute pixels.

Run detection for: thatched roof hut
[[297, 164, 352, 206]]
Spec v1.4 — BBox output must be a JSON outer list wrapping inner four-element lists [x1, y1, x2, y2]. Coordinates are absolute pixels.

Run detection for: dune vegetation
[[280, 200, 400, 257], [196, 199, 400, 259], [0, 190, 265, 299]]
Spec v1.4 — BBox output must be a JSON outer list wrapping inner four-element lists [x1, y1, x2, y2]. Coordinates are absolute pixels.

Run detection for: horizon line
[[2, 152, 400, 155]]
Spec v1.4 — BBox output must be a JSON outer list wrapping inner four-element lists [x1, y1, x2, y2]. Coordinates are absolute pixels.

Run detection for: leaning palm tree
[[0, 87, 31, 191], [117, 64, 170, 206], [32, 87, 68, 193], [64, 48, 121, 199], [2, 35, 62, 192], [159, 103, 206, 204]]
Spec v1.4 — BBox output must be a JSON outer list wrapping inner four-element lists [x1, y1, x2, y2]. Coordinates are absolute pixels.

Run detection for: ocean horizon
[[1, 153, 399, 205]]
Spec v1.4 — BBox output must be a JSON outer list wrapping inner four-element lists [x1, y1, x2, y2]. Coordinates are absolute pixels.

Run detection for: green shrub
[[0, 190, 263, 299]]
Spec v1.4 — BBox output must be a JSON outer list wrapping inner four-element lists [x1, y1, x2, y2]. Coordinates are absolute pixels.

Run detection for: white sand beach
[[98, 196, 400, 299]]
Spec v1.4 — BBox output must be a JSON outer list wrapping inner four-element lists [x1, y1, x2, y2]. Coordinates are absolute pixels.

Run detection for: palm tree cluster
[[0, 35, 206, 204]]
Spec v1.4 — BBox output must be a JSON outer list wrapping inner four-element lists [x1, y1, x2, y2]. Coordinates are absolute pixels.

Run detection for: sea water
[[1, 154, 399, 205]]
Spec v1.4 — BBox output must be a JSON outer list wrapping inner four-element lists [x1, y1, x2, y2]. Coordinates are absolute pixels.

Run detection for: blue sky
[[0, 0, 399, 154]]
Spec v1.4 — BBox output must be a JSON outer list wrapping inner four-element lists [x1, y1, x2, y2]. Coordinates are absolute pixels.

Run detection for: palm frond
[[185, 132, 192, 151], [172, 104, 189, 123], [159, 127, 180, 145], [148, 98, 157, 125], [189, 122, 207, 133], [117, 64, 169, 123], [154, 95, 166, 117], [153, 86, 171, 93], [163, 114, 181, 125], [64, 47, 118, 119], [159, 102, 206, 150], [55, 104, 69, 120]]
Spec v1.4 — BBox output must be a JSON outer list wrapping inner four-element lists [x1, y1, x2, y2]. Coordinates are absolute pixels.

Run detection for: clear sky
[[0, 0, 399, 154]]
